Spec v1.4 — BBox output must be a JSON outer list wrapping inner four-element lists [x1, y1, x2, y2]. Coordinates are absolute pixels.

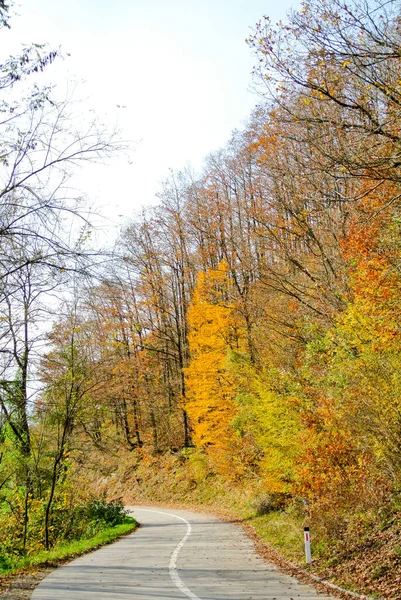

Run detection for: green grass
[[0, 516, 137, 575], [248, 512, 306, 562]]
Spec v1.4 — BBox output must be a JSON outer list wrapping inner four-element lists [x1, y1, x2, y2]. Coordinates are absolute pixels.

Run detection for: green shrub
[[85, 496, 127, 527]]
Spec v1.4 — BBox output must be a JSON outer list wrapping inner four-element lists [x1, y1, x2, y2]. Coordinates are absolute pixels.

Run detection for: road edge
[[130, 500, 380, 600]]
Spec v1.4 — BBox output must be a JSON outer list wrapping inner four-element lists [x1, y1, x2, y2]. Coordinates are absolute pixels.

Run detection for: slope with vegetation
[[2, 0, 401, 598]]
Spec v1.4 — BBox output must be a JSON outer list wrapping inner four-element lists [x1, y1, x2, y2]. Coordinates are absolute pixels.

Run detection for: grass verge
[[247, 512, 305, 563], [0, 516, 137, 576]]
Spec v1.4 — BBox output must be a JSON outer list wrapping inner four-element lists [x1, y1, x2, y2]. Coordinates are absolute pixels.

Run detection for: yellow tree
[[184, 262, 246, 474]]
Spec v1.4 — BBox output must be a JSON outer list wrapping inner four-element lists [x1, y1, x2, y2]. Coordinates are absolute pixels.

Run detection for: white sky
[[3, 0, 299, 241]]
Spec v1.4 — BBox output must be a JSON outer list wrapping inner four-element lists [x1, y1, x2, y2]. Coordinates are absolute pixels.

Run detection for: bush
[[253, 492, 292, 515], [85, 496, 127, 527], [0, 554, 11, 572]]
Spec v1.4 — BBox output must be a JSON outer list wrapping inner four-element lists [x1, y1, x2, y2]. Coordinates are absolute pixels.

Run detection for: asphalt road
[[31, 506, 335, 599]]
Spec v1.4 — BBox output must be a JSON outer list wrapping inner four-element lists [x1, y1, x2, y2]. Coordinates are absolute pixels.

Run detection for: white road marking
[[135, 508, 202, 600]]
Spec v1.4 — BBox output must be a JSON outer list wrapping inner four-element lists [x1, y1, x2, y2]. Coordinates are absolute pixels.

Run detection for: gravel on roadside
[[0, 568, 55, 599]]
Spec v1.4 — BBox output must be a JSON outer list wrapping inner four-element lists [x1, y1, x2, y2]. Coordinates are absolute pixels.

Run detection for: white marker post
[[304, 527, 312, 564]]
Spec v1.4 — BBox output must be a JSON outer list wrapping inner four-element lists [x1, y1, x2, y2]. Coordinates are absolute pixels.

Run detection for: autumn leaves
[[3, 0, 401, 563]]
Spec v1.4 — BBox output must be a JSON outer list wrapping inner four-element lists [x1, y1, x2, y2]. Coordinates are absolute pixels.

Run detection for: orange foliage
[[184, 262, 245, 474]]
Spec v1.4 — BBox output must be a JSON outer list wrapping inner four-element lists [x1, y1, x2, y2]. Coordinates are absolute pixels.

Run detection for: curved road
[[31, 506, 334, 599]]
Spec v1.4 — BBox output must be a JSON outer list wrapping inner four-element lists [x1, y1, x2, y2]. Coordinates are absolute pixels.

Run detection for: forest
[[1, 0, 401, 597]]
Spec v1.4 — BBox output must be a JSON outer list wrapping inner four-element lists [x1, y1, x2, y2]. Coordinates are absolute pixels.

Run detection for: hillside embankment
[[89, 449, 401, 600]]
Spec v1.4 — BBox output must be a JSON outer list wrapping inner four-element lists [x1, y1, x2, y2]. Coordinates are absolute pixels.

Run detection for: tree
[[120, 202, 194, 450], [0, 1, 123, 555], [184, 263, 246, 474], [249, 0, 401, 204], [40, 299, 99, 549]]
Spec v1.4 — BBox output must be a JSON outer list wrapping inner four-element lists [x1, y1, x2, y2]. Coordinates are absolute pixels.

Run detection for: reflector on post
[[304, 527, 312, 563]]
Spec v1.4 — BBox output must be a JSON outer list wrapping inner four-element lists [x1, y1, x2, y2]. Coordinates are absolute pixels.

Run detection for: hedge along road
[[31, 506, 335, 599]]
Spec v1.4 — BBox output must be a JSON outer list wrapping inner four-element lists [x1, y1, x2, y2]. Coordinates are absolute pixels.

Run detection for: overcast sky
[[3, 0, 299, 240]]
